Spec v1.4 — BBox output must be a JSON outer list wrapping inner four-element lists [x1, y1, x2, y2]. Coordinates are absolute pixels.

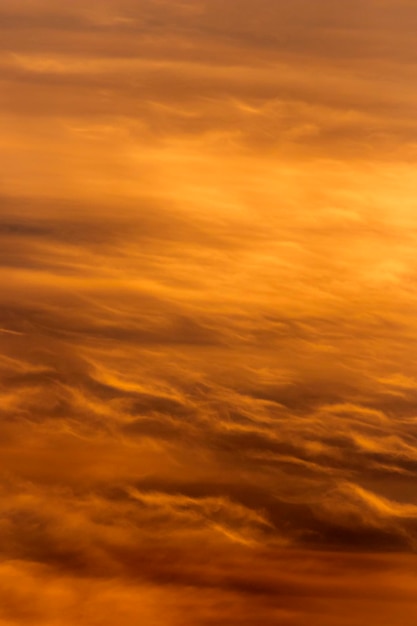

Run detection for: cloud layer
[[1, 1, 417, 624]]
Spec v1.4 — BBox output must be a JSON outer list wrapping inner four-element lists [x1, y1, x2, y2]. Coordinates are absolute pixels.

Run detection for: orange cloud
[[1, 0, 417, 624]]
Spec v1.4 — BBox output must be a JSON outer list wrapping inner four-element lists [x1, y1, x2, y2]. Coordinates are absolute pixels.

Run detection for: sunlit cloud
[[1, 0, 417, 624]]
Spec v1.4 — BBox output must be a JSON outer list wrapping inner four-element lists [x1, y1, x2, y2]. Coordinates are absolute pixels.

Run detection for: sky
[[1, 1, 417, 624]]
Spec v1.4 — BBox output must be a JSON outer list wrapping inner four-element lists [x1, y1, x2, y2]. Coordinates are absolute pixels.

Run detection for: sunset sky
[[2, 1, 417, 624]]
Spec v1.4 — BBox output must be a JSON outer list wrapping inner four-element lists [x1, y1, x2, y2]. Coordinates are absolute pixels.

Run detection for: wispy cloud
[[1, 0, 417, 624]]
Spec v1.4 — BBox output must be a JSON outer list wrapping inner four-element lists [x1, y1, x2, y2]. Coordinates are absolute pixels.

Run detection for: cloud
[[1, 0, 417, 624]]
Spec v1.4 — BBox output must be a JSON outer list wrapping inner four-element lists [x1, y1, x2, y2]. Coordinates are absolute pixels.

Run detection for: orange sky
[[1, 1, 417, 624]]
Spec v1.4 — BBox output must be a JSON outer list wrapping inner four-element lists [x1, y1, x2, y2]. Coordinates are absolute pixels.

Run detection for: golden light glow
[[1, 1, 417, 623]]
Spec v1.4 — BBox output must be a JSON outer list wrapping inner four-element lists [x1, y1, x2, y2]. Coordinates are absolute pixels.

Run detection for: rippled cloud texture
[[1, 1, 417, 624]]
